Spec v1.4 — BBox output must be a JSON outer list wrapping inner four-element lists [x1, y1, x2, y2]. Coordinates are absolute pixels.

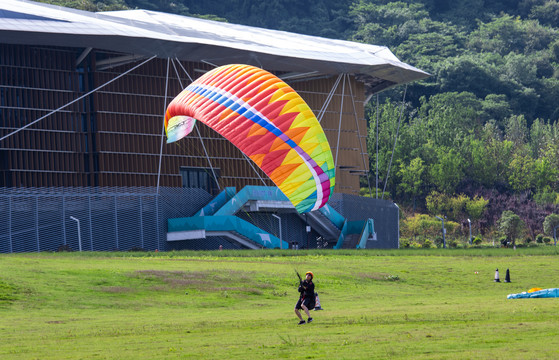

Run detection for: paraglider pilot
[[295, 271, 315, 325]]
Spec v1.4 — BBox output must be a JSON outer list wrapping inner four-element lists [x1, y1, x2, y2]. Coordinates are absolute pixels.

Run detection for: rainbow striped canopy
[[164, 64, 335, 213]]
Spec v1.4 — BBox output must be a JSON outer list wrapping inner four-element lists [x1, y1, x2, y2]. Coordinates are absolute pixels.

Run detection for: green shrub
[[524, 237, 532, 244], [473, 237, 482, 245], [422, 239, 434, 248], [543, 236, 552, 244], [433, 236, 444, 247], [400, 238, 411, 248], [497, 236, 511, 247], [536, 234, 544, 243]]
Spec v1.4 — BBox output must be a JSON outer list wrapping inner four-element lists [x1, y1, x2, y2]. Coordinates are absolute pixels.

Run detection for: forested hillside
[[37, 0, 559, 243]]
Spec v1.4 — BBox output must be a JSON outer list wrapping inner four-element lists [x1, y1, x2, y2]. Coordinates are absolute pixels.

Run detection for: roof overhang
[[0, 0, 429, 94]]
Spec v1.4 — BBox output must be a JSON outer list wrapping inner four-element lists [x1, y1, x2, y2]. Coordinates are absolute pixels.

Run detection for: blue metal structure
[[167, 186, 375, 250]]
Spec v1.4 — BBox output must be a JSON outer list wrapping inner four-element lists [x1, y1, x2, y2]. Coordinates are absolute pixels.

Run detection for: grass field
[[2, 248, 559, 359]]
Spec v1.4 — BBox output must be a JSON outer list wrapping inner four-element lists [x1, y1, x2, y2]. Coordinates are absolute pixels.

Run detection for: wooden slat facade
[[0, 44, 368, 195]]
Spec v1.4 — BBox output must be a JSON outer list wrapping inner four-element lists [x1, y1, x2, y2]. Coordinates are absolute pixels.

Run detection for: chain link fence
[[0, 187, 398, 253], [0, 187, 212, 253], [328, 193, 399, 249]]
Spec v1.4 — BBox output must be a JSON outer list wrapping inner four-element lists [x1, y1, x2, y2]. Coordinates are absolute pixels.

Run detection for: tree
[[425, 191, 449, 216], [367, 100, 412, 199], [429, 147, 465, 194], [488, 140, 515, 187], [533, 157, 558, 191], [349, 0, 429, 47], [401, 213, 433, 241], [38, 0, 128, 11], [529, 118, 551, 159], [417, 92, 481, 147], [436, 54, 502, 100], [528, 0, 559, 26], [543, 121, 559, 173], [533, 186, 559, 205], [447, 194, 469, 223], [467, 14, 556, 55], [466, 195, 489, 237], [481, 94, 513, 124], [498, 210, 525, 246], [543, 213, 559, 242], [395, 19, 466, 72], [550, 39, 559, 62], [508, 153, 536, 192], [397, 157, 425, 211], [126, 0, 190, 15], [505, 114, 528, 147], [467, 138, 498, 187]]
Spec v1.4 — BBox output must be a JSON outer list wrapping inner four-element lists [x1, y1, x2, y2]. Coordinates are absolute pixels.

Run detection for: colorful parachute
[[164, 64, 335, 213]]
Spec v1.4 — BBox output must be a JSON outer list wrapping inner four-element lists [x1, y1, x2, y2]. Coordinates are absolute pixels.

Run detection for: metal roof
[[0, 0, 429, 93]]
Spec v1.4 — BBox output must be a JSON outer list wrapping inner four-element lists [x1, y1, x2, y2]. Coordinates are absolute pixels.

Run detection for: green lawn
[[1, 248, 559, 359]]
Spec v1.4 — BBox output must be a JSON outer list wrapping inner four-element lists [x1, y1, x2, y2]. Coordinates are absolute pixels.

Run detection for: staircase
[[341, 234, 361, 249], [300, 209, 341, 243], [166, 186, 374, 250]]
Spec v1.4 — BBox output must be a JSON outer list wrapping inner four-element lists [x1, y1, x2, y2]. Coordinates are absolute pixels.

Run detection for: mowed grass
[[1, 248, 559, 359]]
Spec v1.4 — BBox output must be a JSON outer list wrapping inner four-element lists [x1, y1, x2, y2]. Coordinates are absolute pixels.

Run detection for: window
[[180, 167, 220, 194]]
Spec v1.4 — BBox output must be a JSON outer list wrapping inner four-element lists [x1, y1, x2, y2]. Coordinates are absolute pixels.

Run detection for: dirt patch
[[100, 286, 134, 293], [210, 287, 263, 295], [132, 269, 271, 294]]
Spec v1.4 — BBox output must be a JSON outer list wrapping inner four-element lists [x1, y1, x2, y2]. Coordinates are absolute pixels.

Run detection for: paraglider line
[[201, 60, 218, 68], [174, 57, 194, 82], [195, 125, 221, 191], [317, 74, 343, 124], [169, 59, 221, 191], [334, 74, 346, 172], [157, 58, 171, 194], [241, 153, 268, 186]]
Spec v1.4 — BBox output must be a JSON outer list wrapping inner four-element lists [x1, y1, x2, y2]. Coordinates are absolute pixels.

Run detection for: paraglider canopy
[[165, 64, 336, 213]]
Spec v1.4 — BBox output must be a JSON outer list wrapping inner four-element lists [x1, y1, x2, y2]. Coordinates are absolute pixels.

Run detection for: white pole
[[394, 203, 400, 248], [70, 216, 82, 252], [468, 218, 472, 245], [272, 214, 282, 249], [435, 215, 445, 248]]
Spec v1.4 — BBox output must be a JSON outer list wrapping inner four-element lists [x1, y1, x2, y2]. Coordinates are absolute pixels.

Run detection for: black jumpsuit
[[295, 279, 315, 310]]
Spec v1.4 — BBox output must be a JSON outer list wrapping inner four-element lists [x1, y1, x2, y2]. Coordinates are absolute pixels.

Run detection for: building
[[0, 0, 428, 252]]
